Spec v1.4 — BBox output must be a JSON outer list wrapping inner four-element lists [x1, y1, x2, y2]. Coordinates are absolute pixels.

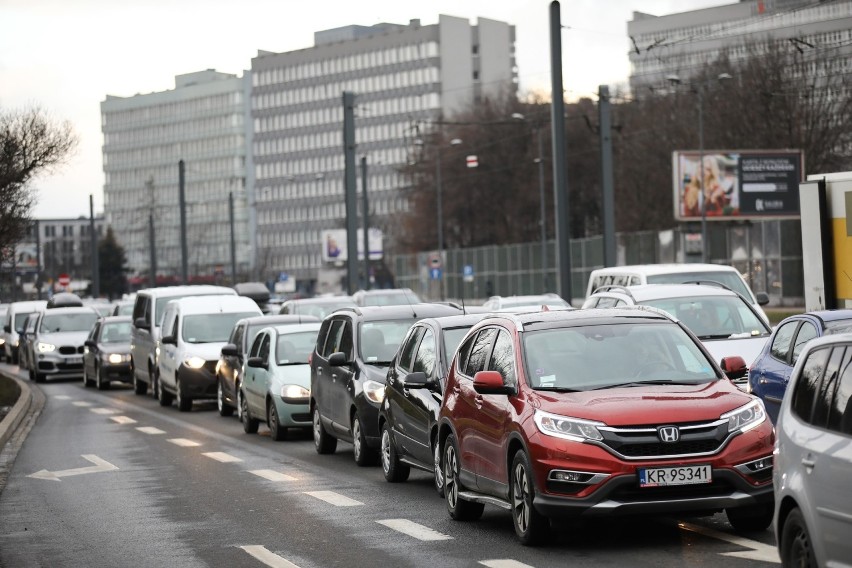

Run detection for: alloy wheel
[[381, 428, 391, 474], [445, 444, 458, 509], [512, 462, 531, 534], [433, 442, 444, 493], [352, 417, 363, 462], [217, 382, 224, 413]]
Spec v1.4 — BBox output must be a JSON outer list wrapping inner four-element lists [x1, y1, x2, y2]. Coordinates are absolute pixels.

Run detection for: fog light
[[552, 471, 585, 482]]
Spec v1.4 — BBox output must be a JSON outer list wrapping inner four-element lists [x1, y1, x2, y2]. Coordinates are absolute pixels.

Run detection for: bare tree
[[0, 106, 77, 262]]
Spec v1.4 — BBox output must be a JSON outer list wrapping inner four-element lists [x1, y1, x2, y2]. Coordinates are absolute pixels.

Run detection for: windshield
[[359, 319, 417, 364], [646, 271, 753, 301], [523, 322, 717, 391], [101, 322, 132, 343], [641, 295, 770, 339], [443, 326, 474, 363], [181, 312, 258, 344], [276, 330, 319, 365], [39, 313, 99, 333], [14, 312, 35, 333], [116, 304, 134, 316]]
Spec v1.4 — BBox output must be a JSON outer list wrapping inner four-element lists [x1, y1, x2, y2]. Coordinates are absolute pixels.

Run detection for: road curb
[[0, 372, 35, 451]]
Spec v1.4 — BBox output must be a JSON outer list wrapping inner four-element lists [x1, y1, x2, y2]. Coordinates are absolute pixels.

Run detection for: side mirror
[[247, 356, 266, 369], [161, 335, 177, 346], [720, 355, 748, 380], [755, 292, 770, 306], [84, 340, 96, 348], [473, 370, 514, 395], [221, 343, 238, 357], [402, 371, 430, 389], [328, 352, 349, 367], [3, 325, 10, 333], [134, 317, 150, 330]]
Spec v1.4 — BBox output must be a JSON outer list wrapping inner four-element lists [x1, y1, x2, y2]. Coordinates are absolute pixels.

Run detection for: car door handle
[[316, 368, 323, 375], [802, 456, 816, 468], [475, 394, 483, 408]]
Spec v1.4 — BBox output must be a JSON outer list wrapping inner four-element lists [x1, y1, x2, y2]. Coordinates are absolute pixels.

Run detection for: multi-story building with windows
[[628, 0, 852, 91], [251, 15, 516, 291], [101, 70, 253, 282]]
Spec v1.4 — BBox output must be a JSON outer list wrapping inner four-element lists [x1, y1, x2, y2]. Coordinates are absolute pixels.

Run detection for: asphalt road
[[0, 363, 781, 567]]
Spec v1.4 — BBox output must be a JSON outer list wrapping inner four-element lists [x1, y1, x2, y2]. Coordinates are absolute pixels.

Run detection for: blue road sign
[[430, 267, 443, 280], [462, 265, 474, 282]]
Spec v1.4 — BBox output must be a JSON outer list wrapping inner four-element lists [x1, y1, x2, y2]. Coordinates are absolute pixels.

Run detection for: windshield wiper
[[697, 334, 736, 340], [278, 362, 308, 366], [533, 386, 579, 392], [592, 380, 695, 390]]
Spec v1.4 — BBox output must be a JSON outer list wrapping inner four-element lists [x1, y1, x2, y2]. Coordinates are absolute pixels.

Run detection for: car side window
[[88, 322, 100, 342], [161, 310, 177, 340], [792, 322, 818, 365], [812, 346, 846, 428], [413, 328, 437, 377], [791, 346, 831, 423], [596, 297, 619, 308], [827, 347, 852, 435], [259, 334, 271, 362], [249, 332, 264, 358], [770, 321, 798, 362], [398, 326, 424, 373], [339, 322, 354, 360], [230, 323, 245, 353], [488, 330, 516, 387], [463, 328, 497, 377], [322, 320, 345, 358], [456, 334, 475, 373]]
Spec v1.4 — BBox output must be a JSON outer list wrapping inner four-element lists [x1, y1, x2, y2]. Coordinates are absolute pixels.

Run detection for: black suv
[[311, 303, 461, 465], [379, 313, 488, 493]]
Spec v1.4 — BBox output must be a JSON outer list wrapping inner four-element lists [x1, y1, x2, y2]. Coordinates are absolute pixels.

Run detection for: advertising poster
[[321, 228, 384, 263]]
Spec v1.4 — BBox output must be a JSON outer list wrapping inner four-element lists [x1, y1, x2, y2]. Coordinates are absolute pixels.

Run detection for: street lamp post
[[512, 113, 548, 291], [435, 137, 462, 301]]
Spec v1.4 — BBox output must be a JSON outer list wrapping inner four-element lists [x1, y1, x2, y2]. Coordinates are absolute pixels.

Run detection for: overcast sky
[[1, 0, 728, 219]]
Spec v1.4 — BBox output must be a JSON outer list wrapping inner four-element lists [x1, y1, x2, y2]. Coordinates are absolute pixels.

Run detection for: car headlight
[[0, 338, 6, 345], [722, 399, 766, 434], [280, 384, 310, 400], [37, 342, 56, 353], [184, 356, 206, 369], [534, 409, 605, 442], [363, 379, 385, 404], [106, 353, 128, 364]]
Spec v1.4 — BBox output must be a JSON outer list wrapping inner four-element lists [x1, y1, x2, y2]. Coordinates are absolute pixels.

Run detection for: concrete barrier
[[0, 373, 33, 450]]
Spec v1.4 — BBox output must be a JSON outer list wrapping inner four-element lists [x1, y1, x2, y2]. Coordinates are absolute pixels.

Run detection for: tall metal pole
[[35, 220, 42, 300], [360, 156, 370, 291], [435, 143, 444, 300], [343, 91, 359, 294], [148, 214, 157, 288], [89, 194, 100, 298], [178, 159, 188, 284], [229, 191, 237, 285], [599, 85, 616, 267], [550, 1, 573, 303], [698, 87, 707, 263], [536, 128, 547, 290]]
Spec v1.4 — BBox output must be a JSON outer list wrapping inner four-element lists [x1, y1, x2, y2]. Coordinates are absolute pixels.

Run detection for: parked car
[[3, 300, 48, 364], [278, 296, 356, 319], [311, 303, 461, 465], [748, 309, 852, 424], [379, 313, 489, 493], [156, 295, 261, 411], [240, 323, 321, 440], [585, 264, 770, 324], [773, 332, 852, 567], [131, 285, 238, 396], [83, 316, 133, 390], [216, 314, 320, 417], [112, 301, 135, 317], [17, 312, 41, 373], [352, 288, 422, 307], [438, 307, 774, 545], [482, 294, 571, 311], [583, 283, 772, 385], [28, 306, 100, 382]]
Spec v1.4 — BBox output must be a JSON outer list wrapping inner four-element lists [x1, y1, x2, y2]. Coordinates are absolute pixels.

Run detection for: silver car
[[773, 332, 852, 567], [29, 307, 100, 382]]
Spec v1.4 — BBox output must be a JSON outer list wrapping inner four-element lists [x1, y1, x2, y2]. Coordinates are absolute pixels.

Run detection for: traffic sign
[[278, 271, 289, 282], [58, 273, 71, 287], [463, 265, 474, 283], [430, 267, 443, 280]]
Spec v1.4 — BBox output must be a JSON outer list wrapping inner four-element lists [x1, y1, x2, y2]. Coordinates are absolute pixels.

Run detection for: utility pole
[[535, 127, 547, 290], [89, 194, 100, 298], [178, 159, 188, 285], [229, 191, 237, 285], [35, 220, 42, 300], [343, 92, 358, 294], [599, 85, 616, 267], [360, 156, 370, 291]]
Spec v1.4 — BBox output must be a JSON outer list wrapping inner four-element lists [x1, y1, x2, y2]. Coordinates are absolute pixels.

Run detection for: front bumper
[[177, 362, 217, 399], [272, 397, 311, 427], [36, 352, 85, 378], [100, 361, 133, 383]]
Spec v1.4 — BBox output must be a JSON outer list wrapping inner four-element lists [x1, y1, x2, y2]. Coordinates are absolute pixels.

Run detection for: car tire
[[217, 378, 234, 417], [34, 372, 46, 383], [380, 422, 410, 482], [312, 406, 337, 454], [726, 503, 773, 533], [150, 366, 160, 399], [780, 507, 815, 567], [96, 366, 110, 390], [510, 450, 549, 546], [352, 412, 378, 467], [268, 401, 286, 441], [157, 377, 173, 407], [433, 439, 445, 497], [28, 368, 35, 382], [444, 433, 484, 521], [133, 373, 147, 395], [240, 390, 259, 434], [176, 377, 192, 412]]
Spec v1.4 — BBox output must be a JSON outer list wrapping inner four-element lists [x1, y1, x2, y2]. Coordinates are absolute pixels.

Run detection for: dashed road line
[[679, 522, 780, 563], [479, 560, 535, 568], [376, 519, 452, 541], [239, 545, 302, 568], [202, 452, 242, 463], [136, 427, 166, 435], [90, 408, 118, 415], [168, 438, 201, 447], [72, 401, 93, 407], [250, 469, 297, 482], [53, 395, 71, 400], [110, 416, 137, 424], [303, 491, 363, 507]]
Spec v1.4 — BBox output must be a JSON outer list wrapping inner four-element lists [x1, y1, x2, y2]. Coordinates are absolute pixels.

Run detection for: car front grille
[[598, 420, 729, 460], [59, 346, 84, 355]]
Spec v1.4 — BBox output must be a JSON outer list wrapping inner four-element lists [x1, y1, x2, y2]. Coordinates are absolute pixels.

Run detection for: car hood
[[38, 331, 89, 346], [700, 336, 768, 367], [362, 363, 389, 384], [98, 342, 131, 354], [531, 379, 753, 426], [271, 364, 311, 388], [180, 342, 227, 361]]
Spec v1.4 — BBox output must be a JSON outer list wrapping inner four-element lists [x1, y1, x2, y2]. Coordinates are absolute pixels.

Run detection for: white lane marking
[[376, 519, 452, 541], [679, 522, 780, 563], [303, 491, 363, 507], [110, 416, 137, 424], [250, 469, 297, 482], [202, 452, 242, 463], [479, 561, 535, 568], [239, 546, 301, 568], [53, 395, 71, 400], [28, 454, 119, 481], [136, 427, 166, 435], [72, 401, 93, 407], [90, 407, 117, 415], [168, 438, 201, 447]]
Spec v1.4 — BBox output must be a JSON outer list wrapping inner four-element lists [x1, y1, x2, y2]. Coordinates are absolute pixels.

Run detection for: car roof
[[592, 283, 739, 302], [242, 314, 320, 326], [590, 263, 740, 276], [793, 309, 852, 323], [166, 295, 261, 315], [334, 303, 461, 320], [274, 322, 322, 334], [39, 306, 99, 315], [100, 316, 132, 324], [285, 296, 355, 305], [415, 313, 491, 329], [136, 285, 237, 298], [484, 305, 674, 331]]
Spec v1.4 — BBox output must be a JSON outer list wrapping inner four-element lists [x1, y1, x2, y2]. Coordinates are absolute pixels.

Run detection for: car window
[[181, 312, 258, 344], [276, 330, 318, 365], [812, 346, 846, 428], [456, 334, 475, 373], [87, 321, 100, 342], [15, 312, 35, 332], [249, 332, 264, 358], [398, 326, 424, 373], [791, 346, 830, 423], [827, 347, 852, 435], [413, 328, 437, 377], [792, 322, 818, 365], [230, 323, 245, 353], [359, 320, 416, 364], [339, 322, 354, 360], [644, 296, 768, 338], [39, 313, 99, 333], [646, 271, 752, 300], [770, 321, 798, 362], [101, 322, 131, 343], [443, 326, 474, 364], [488, 330, 516, 387], [595, 297, 620, 308], [258, 334, 271, 362], [321, 320, 344, 358], [463, 328, 497, 377], [25, 315, 39, 333]]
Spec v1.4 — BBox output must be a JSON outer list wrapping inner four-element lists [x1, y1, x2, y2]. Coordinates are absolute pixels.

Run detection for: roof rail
[[591, 284, 635, 299], [680, 279, 732, 292]]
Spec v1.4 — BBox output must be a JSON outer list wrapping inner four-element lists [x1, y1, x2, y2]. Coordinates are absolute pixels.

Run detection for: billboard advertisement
[[322, 228, 383, 263], [673, 150, 803, 221]]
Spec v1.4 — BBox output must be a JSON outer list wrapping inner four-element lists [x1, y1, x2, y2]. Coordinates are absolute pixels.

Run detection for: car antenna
[[404, 289, 417, 318], [461, 297, 467, 315]]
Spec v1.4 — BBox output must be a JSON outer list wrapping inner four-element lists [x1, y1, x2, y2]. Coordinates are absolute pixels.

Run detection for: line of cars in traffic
[[2, 266, 850, 563]]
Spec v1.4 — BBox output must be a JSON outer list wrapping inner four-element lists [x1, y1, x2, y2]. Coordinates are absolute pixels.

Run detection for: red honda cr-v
[[438, 307, 774, 545]]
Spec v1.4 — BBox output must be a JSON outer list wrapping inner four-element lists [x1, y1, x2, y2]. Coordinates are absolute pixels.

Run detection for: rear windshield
[[646, 271, 752, 300], [182, 312, 259, 344], [39, 313, 99, 333]]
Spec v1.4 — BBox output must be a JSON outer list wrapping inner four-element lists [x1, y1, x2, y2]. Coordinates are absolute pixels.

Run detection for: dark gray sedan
[[83, 316, 133, 390]]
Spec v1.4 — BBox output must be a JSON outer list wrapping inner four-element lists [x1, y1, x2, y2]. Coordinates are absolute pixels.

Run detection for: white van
[[585, 264, 770, 322], [2, 300, 48, 364], [130, 285, 237, 396], [156, 295, 261, 411]]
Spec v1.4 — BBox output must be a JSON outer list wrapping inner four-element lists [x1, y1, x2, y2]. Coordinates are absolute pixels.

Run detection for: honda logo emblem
[[658, 426, 680, 443]]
